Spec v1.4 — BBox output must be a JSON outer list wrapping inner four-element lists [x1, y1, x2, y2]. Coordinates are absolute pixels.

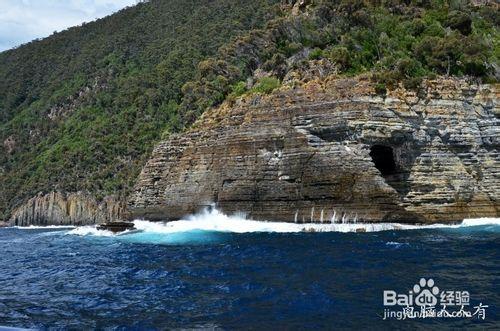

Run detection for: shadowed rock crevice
[[369, 144, 417, 198], [370, 145, 396, 176], [308, 126, 350, 142]]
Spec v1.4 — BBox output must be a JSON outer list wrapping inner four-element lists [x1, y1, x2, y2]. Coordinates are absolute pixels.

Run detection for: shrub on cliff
[[294, 1, 498, 87], [178, 0, 498, 125], [229, 81, 248, 98], [250, 77, 281, 94]]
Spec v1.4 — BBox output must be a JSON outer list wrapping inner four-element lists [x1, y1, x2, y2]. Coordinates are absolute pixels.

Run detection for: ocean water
[[0, 209, 498, 329]]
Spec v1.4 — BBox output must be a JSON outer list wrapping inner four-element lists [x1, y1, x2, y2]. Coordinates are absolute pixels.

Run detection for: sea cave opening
[[369, 145, 397, 176]]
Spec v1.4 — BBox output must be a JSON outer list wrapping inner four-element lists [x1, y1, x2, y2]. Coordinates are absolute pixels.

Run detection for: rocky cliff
[[9, 192, 124, 226], [128, 76, 499, 223]]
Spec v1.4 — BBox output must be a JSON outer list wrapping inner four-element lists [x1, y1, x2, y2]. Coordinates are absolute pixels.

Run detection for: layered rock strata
[[129, 76, 499, 223]]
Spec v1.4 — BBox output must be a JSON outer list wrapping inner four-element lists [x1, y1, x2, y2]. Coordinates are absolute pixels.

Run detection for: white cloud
[[0, 0, 137, 51]]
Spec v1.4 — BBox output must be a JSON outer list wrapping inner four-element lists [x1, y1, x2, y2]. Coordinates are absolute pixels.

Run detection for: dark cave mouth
[[369, 144, 415, 197], [369, 145, 397, 176]]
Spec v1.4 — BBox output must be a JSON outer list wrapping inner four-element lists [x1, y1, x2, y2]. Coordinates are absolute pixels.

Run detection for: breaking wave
[[67, 207, 500, 241]]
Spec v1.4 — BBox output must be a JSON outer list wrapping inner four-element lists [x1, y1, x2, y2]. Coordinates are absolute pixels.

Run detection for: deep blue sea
[[0, 211, 498, 330]]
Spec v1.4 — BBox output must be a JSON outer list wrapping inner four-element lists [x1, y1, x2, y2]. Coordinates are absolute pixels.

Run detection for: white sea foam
[[131, 209, 499, 234], [461, 217, 500, 227], [67, 225, 144, 237], [385, 241, 410, 247], [67, 226, 114, 237], [65, 207, 500, 238]]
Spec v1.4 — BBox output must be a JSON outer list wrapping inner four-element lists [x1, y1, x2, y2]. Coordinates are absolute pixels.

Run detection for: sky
[[0, 0, 137, 52]]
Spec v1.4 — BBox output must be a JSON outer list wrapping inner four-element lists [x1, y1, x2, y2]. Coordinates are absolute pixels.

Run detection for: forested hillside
[[176, 0, 499, 124], [0, 0, 282, 219], [0, 0, 498, 222]]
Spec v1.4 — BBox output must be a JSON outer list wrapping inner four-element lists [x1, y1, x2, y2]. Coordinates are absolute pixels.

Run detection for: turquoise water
[[0, 213, 498, 329]]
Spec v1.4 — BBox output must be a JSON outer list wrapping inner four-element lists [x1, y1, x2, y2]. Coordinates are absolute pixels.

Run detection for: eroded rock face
[[9, 191, 124, 226], [129, 76, 499, 223], [3, 135, 16, 154]]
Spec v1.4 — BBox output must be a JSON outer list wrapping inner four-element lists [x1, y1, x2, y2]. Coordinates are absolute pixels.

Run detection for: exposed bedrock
[[9, 191, 124, 226], [129, 76, 499, 223]]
